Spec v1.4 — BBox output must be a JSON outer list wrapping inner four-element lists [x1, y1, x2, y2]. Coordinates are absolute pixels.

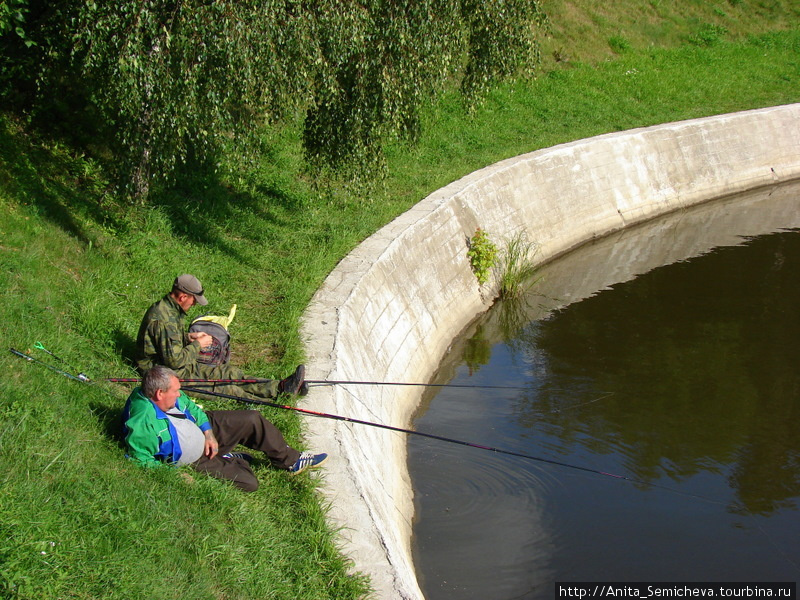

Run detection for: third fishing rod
[[10, 347, 90, 383]]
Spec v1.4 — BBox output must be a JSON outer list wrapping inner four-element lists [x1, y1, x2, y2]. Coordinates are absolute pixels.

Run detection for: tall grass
[[497, 232, 540, 300], [1, 21, 799, 600]]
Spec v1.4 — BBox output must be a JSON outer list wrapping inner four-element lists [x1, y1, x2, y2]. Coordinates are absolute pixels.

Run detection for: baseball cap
[[174, 274, 208, 306]]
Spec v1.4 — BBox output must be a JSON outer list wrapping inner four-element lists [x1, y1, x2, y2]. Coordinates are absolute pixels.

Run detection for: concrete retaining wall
[[299, 104, 800, 599]]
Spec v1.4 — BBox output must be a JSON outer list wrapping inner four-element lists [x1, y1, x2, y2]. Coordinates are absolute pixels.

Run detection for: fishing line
[[551, 391, 615, 413], [756, 523, 800, 575], [6, 348, 752, 512], [180, 385, 735, 507], [105, 376, 535, 390]]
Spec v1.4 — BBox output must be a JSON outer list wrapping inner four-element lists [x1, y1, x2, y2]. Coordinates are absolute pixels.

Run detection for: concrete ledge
[[299, 104, 800, 599]]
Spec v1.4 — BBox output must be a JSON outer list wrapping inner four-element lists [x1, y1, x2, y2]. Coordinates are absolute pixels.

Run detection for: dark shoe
[[299, 381, 309, 397], [288, 451, 328, 474], [279, 364, 305, 395]]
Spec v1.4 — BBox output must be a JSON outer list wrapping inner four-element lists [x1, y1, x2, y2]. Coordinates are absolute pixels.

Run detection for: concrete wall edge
[[299, 103, 800, 600]]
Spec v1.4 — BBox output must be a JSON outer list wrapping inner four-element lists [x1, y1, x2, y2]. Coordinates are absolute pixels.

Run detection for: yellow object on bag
[[189, 305, 237, 365]]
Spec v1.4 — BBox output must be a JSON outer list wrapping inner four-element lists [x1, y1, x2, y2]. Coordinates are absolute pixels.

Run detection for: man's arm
[[188, 331, 213, 346], [124, 413, 166, 468], [147, 318, 204, 371]]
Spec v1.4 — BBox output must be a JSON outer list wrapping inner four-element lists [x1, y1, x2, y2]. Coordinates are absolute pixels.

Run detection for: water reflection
[[523, 227, 800, 511], [410, 183, 800, 599]]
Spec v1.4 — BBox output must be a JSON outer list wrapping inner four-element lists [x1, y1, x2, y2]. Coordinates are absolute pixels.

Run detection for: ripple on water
[[411, 439, 559, 600]]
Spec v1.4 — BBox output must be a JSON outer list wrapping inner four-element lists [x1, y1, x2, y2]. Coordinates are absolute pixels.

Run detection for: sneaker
[[288, 451, 328, 474], [222, 452, 254, 464], [279, 364, 305, 396]]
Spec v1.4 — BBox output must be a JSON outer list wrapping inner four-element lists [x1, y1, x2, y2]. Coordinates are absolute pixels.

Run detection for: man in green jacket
[[123, 365, 327, 490], [136, 274, 306, 400]]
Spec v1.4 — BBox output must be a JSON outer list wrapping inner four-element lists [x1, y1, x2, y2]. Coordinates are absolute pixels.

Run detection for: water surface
[[409, 183, 800, 599]]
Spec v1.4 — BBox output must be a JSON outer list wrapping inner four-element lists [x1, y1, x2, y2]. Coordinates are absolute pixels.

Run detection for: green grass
[[537, 0, 799, 67], [390, 32, 800, 200], [1, 15, 799, 600], [0, 130, 370, 599]]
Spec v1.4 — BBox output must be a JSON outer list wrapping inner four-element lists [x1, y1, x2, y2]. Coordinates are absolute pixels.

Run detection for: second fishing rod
[[179, 384, 729, 506], [107, 376, 533, 390]]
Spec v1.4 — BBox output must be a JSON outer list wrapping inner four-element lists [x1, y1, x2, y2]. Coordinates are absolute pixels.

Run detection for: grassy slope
[[1, 2, 799, 598]]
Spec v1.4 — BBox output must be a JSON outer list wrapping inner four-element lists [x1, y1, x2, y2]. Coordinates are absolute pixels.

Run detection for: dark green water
[[409, 184, 800, 599]]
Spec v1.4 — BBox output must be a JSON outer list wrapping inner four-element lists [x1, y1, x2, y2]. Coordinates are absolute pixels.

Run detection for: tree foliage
[[0, 0, 31, 40], [303, 0, 462, 179], [67, 0, 319, 199], [1, 0, 546, 201]]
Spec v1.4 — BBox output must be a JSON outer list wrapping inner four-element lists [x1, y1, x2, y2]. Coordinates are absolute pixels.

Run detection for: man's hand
[[188, 331, 214, 349], [203, 430, 219, 459]]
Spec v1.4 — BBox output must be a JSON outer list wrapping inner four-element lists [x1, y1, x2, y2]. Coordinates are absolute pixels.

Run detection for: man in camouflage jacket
[[136, 274, 305, 400]]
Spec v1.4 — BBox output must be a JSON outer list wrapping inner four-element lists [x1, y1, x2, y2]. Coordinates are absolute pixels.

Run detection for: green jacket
[[122, 386, 212, 467], [136, 294, 202, 373]]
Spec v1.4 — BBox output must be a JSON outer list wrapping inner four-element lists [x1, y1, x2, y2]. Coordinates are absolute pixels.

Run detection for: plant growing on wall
[[497, 231, 540, 298], [467, 227, 497, 286]]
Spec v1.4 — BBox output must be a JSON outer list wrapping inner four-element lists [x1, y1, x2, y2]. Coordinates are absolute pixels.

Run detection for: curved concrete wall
[[299, 104, 800, 599]]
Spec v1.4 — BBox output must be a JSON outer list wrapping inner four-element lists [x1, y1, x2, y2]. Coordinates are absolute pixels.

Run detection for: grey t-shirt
[[166, 408, 206, 465]]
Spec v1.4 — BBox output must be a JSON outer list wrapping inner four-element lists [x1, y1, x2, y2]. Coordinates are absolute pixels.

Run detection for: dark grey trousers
[[192, 409, 300, 492]]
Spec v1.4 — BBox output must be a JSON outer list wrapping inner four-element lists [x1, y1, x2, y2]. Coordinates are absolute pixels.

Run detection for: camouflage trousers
[[175, 361, 280, 402]]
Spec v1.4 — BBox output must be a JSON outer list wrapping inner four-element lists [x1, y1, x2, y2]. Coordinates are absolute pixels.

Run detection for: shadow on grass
[[151, 159, 311, 270], [111, 327, 139, 371], [90, 401, 126, 450], [0, 116, 311, 270], [0, 118, 121, 245]]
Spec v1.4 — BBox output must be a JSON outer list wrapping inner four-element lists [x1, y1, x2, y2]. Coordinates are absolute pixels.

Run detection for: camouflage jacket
[[136, 294, 202, 374]]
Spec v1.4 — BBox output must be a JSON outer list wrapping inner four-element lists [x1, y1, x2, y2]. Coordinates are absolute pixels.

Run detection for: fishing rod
[[309, 379, 530, 390], [10, 348, 91, 383], [181, 386, 610, 472], [7, 347, 594, 477], [7, 347, 733, 506], [180, 385, 721, 503], [106, 377, 533, 391], [33, 341, 83, 372]]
